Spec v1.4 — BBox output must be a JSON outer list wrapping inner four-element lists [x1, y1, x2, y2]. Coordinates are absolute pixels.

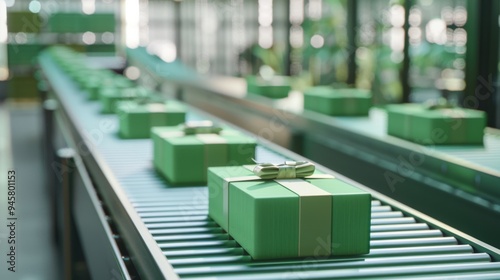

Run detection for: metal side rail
[[39, 53, 500, 279]]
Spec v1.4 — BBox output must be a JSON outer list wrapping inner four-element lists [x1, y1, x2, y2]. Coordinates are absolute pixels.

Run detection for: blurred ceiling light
[[258, 25, 273, 49], [453, 6, 467, 27], [125, 0, 140, 48], [408, 26, 421, 45], [158, 42, 177, 63], [82, 0, 96, 15], [441, 6, 453, 25], [258, 0, 273, 26], [147, 41, 177, 62], [101, 32, 114, 44], [390, 5, 405, 28], [28, 0, 41, 13], [310, 34, 324, 48], [426, 18, 447, 45], [124, 66, 141, 80], [82, 32, 96, 45], [258, 0, 273, 49], [289, 0, 303, 24], [308, 0, 322, 20], [290, 26, 303, 48], [453, 28, 467, 47], [390, 27, 404, 52], [409, 8, 421, 26]]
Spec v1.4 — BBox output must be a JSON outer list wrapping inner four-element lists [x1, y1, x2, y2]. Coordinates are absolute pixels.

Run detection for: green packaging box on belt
[[82, 74, 132, 100], [303, 87, 372, 116], [386, 104, 486, 145], [8, 44, 44, 66], [116, 100, 186, 139], [151, 122, 256, 185], [100, 87, 152, 114], [208, 162, 371, 260], [48, 13, 84, 33], [246, 75, 291, 99]]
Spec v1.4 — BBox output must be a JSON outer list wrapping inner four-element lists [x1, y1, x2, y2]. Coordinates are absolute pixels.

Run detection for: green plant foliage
[[300, 0, 349, 86]]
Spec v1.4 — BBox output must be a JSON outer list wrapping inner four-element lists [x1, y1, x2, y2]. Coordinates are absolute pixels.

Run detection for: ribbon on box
[[183, 121, 223, 135], [222, 161, 334, 257], [253, 161, 315, 179], [158, 121, 227, 178]]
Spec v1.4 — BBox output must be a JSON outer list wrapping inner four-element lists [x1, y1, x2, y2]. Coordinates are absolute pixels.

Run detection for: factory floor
[[0, 102, 60, 280]]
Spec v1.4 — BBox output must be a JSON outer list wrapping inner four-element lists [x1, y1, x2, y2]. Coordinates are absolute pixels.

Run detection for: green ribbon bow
[[252, 161, 315, 179], [183, 121, 223, 135]]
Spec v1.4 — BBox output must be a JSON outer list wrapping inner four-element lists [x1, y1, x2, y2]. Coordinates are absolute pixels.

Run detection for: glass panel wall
[[408, 0, 467, 104], [356, 0, 404, 104]]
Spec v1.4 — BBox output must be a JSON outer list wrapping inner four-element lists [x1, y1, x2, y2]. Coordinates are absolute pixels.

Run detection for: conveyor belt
[[127, 53, 500, 247], [285, 93, 500, 174], [128, 47, 500, 176], [40, 54, 500, 279]]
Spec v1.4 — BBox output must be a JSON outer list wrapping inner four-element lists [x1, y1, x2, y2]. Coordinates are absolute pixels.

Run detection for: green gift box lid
[[116, 100, 187, 139], [100, 87, 152, 114], [208, 165, 371, 260], [151, 124, 256, 185], [386, 104, 486, 145], [246, 75, 291, 99], [304, 87, 372, 116]]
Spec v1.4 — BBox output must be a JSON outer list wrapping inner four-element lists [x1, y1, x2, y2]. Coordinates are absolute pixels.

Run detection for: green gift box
[[8, 44, 43, 66], [208, 162, 371, 260], [386, 104, 486, 145], [87, 76, 134, 100], [151, 123, 256, 185], [116, 100, 186, 139], [246, 75, 291, 99], [303, 87, 372, 116], [48, 13, 84, 33], [100, 87, 151, 114], [83, 13, 115, 33]]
